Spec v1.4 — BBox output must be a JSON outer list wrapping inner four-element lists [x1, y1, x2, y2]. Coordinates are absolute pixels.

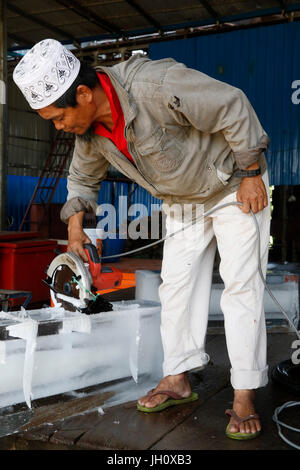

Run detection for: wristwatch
[[235, 168, 261, 178]]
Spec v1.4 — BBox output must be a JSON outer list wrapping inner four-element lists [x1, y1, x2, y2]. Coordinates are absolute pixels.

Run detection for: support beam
[[8, 32, 34, 48], [278, 0, 287, 13], [54, 0, 125, 37], [0, 0, 7, 230], [197, 0, 220, 21], [278, 0, 287, 8], [124, 0, 161, 31], [7, 2, 80, 48]]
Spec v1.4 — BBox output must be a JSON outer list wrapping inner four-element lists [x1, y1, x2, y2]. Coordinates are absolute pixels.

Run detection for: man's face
[[37, 86, 96, 135]]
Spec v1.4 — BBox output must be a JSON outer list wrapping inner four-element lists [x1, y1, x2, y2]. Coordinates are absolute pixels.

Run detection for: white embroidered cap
[[13, 39, 81, 109]]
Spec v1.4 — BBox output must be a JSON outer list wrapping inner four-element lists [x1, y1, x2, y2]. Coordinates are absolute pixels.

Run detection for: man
[[13, 39, 270, 440]]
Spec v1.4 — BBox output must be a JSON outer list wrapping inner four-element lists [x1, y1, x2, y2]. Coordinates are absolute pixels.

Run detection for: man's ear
[[76, 85, 93, 105]]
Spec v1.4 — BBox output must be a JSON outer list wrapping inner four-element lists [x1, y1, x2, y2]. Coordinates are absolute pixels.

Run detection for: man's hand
[[68, 211, 91, 262], [236, 175, 268, 214], [236, 161, 268, 214]]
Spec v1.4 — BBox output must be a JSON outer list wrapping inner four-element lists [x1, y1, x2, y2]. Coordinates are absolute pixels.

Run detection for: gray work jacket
[[61, 55, 269, 223]]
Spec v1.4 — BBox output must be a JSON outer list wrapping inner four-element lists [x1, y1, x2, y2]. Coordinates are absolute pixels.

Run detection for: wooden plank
[[205, 334, 231, 366], [151, 380, 298, 450], [49, 410, 103, 447], [152, 332, 298, 450], [0, 434, 77, 450], [75, 363, 229, 450], [75, 399, 202, 450], [266, 332, 296, 363], [17, 423, 61, 443], [16, 391, 114, 443]]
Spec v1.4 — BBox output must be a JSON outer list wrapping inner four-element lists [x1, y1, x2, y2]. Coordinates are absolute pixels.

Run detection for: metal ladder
[[19, 130, 75, 231]]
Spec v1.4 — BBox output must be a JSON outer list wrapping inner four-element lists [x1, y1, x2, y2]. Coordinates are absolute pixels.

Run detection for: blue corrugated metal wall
[[7, 176, 161, 232], [149, 22, 300, 186], [7, 175, 114, 231]]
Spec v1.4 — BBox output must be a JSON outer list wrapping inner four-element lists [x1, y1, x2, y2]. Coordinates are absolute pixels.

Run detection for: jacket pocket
[[213, 153, 236, 186], [135, 126, 185, 173], [193, 164, 225, 199]]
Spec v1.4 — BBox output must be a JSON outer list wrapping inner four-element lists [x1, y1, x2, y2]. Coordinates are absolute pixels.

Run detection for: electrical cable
[[100, 200, 300, 447], [272, 402, 300, 450]]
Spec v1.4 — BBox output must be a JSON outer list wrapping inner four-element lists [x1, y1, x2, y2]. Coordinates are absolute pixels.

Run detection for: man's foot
[[228, 389, 261, 435], [138, 372, 192, 409]]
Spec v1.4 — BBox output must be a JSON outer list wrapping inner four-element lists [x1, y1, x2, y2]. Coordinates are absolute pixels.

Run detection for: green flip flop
[[137, 390, 199, 413], [225, 409, 262, 440]]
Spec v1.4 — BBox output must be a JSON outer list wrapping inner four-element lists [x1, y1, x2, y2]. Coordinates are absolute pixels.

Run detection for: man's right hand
[[67, 211, 91, 262]]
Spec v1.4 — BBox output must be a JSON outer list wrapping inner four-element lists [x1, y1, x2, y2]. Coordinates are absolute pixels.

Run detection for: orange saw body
[[44, 243, 123, 314]]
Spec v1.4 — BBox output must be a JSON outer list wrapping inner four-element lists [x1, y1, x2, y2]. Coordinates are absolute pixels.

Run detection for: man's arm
[[68, 211, 91, 262], [162, 63, 269, 213], [60, 137, 110, 259]]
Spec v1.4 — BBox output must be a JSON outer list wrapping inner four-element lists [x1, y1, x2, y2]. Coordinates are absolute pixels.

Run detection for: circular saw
[[44, 243, 123, 314]]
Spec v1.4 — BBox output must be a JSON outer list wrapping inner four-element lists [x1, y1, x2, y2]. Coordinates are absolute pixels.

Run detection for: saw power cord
[[101, 200, 300, 448]]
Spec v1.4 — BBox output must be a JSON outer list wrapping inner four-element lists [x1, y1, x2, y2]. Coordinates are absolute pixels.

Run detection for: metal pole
[[0, 0, 7, 230], [281, 186, 287, 262]]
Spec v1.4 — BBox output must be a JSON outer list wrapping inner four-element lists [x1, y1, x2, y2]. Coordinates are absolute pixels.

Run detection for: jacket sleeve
[[60, 136, 110, 224], [162, 62, 269, 170]]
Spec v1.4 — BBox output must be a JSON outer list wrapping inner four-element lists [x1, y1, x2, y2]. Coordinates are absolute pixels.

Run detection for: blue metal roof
[[149, 22, 300, 185]]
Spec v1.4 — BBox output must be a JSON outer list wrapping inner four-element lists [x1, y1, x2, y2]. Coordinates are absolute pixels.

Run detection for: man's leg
[[138, 208, 216, 408], [211, 172, 270, 434]]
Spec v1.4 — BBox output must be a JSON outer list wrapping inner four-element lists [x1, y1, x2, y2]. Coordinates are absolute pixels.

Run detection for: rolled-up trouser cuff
[[163, 351, 210, 377], [60, 197, 98, 224], [230, 366, 269, 389]]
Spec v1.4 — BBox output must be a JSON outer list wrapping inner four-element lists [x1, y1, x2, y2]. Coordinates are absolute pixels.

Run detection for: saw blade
[[47, 252, 93, 311], [52, 264, 81, 312]]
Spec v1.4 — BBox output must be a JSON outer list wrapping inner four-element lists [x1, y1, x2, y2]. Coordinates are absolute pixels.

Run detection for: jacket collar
[[94, 64, 137, 128]]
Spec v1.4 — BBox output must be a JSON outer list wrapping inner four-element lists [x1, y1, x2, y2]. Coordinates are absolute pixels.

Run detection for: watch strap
[[235, 168, 261, 178]]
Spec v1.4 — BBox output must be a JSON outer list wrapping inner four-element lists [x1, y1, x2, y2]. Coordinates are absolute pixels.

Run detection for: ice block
[[0, 300, 163, 409]]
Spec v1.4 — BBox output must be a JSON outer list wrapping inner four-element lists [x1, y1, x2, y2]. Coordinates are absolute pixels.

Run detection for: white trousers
[[159, 172, 270, 389]]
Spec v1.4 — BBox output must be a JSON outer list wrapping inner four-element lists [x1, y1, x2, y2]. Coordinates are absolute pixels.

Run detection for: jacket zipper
[[94, 64, 159, 193]]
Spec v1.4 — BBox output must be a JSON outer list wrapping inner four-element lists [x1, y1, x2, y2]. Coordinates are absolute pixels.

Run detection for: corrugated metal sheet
[[7, 175, 161, 231], [7, 175, 68, 231], [149, 22, 300, 185], [8, 77, 52, 177], [7, 176, 115, 231]]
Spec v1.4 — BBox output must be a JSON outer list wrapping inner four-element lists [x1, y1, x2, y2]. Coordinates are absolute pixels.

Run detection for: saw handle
[[83, 243, 101, 280], [83, 243, 122, 292], [83, 243, 100, 263]]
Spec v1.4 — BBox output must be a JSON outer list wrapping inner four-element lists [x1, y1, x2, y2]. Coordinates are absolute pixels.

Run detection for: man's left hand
[[236, 175, 268, 214]]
